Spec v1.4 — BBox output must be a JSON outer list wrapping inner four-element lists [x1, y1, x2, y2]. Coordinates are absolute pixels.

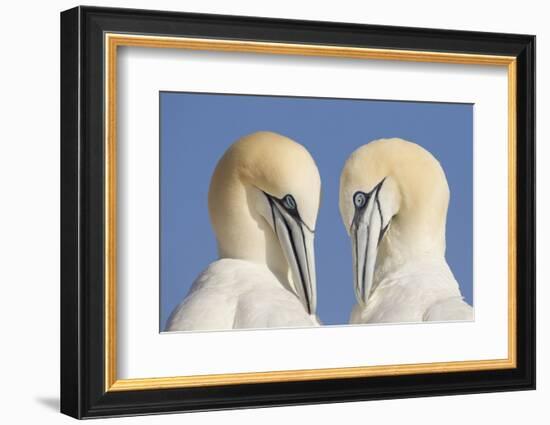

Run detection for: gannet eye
[[283, 194, 297, 210], [353, 191, 368, 208]]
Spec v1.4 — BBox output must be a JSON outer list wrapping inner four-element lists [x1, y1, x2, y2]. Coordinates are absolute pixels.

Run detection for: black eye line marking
[[376, 196, 391, 246], [266, 195, 278, 237], [379, 221, 391, 245], [278, 211, 312, 314], [354, 224, 360, 297], [263, 191, 313, 314], [350, 177, 391, 241], [263, 192, 315, 234], [361, 229, 369, 300]]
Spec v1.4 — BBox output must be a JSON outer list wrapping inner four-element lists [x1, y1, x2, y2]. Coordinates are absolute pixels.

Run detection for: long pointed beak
[[351, 193, 383, 306], [271, 204, 317, 315]]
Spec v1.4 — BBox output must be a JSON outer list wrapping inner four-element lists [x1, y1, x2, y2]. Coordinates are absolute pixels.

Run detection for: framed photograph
[[60, 6, 535, 419]]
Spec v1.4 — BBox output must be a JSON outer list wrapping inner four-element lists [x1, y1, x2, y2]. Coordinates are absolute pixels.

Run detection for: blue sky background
[[160, 92, 473, 330]]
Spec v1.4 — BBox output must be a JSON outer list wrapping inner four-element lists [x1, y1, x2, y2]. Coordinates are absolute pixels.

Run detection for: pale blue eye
[[353, 191, 367, 208], [283, 194, 296, 210]]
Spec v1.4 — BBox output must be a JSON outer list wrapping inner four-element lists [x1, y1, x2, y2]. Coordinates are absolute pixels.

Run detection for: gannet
[[339, 138, 473, 324], [166, 131, 321, 331]]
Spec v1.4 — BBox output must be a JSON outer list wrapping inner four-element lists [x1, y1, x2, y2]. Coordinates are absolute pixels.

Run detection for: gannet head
[[339, 138, 450, 306], [209, 131, 321, 315]]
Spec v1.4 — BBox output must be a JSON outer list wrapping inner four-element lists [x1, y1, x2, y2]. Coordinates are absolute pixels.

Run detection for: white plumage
[[166, 131, 321, 331], [166, 259, 319, 331], [349, 258, 472, 324], [340, 138, 473, 324]]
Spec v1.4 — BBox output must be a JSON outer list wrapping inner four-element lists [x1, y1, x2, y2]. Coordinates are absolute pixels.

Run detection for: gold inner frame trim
[[104, 33, 518, 392]]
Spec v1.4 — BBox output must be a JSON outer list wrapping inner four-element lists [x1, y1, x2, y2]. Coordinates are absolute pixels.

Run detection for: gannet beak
[[351, 181, 388, 306], [267, 195, 317, 315]]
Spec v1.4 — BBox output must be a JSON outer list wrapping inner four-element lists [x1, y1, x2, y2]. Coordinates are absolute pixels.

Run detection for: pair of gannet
[[166, 132, 472, 331]]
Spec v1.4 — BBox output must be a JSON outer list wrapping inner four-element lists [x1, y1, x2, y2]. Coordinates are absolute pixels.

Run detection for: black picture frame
[[61, 5, 535, 419]]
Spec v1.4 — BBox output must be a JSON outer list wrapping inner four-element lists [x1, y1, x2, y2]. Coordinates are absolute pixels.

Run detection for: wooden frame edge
[[103, 33, 518, 393], [108, 358, 516, 391]]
